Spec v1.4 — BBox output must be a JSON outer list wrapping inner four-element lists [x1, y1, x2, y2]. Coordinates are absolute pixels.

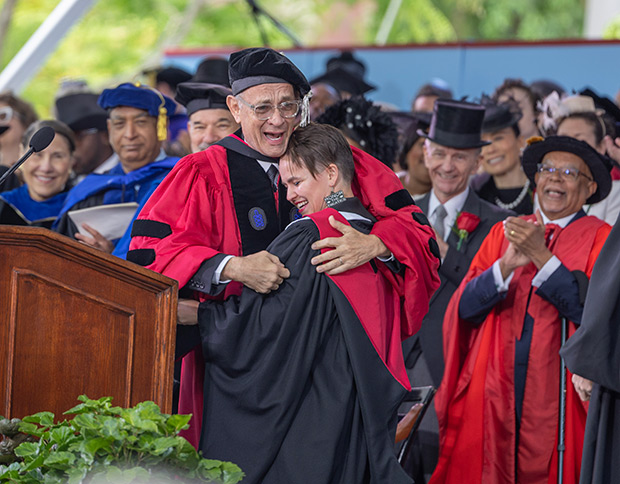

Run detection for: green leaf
[[22, 412, 55, 428], [150, 436, 178, 456], [166, 414, 191, 433], [18, 421, 45, 437], [43, 451, 76, 468], [13, 442, 39, 458], [49, 427, 74, 446], [72, 414, 99, 431]]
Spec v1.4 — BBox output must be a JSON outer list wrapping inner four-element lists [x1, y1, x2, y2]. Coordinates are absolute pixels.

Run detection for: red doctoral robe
[[431, 214, 610, 484], [129, 134, 440, 448]]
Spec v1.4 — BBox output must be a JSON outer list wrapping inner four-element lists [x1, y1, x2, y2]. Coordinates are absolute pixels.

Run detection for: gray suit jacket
[[404, 190, 513, 386]]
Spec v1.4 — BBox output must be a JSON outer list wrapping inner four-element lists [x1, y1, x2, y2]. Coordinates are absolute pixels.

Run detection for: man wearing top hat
[[55, 92, 118, 179], [128, 47, 440, 452], [175, 82, 239, 153], [401, 99, 512, 482], [52, 83, 180, 257], [432, 136, 612, 484]]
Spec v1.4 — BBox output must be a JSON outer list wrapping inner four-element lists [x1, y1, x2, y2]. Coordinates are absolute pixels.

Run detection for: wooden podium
[[0, 226, 178, 418]]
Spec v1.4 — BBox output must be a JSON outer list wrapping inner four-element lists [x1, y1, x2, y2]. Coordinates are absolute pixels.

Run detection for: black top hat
[[192, 57, 230, 87], [175, 82, 232, 117], [55, 92, 108, 132], [417, 99, 490, 149], [480, 96, 522, 134], [522, 135, 611, 204], [309, 67, 375, 96], [228, 48, 310, 97]]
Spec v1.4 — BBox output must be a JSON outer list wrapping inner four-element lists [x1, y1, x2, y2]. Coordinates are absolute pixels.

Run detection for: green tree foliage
[[0, 0, 615, 138]]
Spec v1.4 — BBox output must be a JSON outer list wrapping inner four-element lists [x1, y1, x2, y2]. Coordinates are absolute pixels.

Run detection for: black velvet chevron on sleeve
[[126, 248, 156, 266], [384, 189, 415, 211], [131, 219, 173, 239]]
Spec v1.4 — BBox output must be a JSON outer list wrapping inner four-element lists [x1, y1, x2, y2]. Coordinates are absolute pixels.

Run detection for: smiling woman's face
[[21, 134, 74, 201], [280, 155, 334, 216]]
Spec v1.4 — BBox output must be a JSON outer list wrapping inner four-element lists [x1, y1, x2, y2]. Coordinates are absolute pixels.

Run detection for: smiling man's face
[[227, 83, 299, 159]]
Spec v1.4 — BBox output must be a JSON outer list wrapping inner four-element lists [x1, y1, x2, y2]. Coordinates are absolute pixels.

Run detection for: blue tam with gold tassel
[[98, 82, 176, 140]]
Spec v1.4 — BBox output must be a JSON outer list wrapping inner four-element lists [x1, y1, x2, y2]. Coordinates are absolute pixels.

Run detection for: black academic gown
[[561, 215, 620, 484], [185, 199, 413, 484]]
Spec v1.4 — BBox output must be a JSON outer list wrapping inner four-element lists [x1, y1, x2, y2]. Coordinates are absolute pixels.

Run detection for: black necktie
[[267, 164, 279, 193]]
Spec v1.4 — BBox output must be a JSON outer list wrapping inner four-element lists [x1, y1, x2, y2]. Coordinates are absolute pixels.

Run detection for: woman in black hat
[[473, 98, 533, 215]]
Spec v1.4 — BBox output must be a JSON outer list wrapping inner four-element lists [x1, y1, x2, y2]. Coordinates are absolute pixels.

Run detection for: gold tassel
[[157, 105, 168, 141], [133, 81, 168, 141]]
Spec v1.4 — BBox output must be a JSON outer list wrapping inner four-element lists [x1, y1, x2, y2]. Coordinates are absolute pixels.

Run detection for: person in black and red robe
[[129, 48, 441, 450], [177, 123, 419, 483], [432, 136, 612, 484]]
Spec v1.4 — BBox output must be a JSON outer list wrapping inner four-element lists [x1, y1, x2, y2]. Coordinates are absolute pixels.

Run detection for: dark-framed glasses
[[536, 163, 593, 182], [237, 97, 301, 120]]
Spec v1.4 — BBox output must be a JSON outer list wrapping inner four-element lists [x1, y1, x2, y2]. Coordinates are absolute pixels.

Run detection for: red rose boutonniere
[[452, 211, 480, 250]]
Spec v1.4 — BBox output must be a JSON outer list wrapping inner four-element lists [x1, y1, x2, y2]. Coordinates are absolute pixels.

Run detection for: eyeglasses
[[237, 96, 302, 120], [0, 106, 13, 124], [536, 163, 593, 182]]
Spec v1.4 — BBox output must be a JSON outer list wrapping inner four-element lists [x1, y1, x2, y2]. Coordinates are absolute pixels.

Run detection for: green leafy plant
[[0, 396, 243, 484]]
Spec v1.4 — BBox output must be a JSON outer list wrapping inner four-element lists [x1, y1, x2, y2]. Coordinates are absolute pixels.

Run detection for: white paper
[[68, 202, 139, 240]]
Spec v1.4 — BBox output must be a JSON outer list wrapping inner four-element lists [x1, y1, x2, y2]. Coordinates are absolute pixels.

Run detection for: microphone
[[0, 126, 55, 190]]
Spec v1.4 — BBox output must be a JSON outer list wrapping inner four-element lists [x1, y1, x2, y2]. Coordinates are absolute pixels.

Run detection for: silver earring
[[324, 190, 345, 207]]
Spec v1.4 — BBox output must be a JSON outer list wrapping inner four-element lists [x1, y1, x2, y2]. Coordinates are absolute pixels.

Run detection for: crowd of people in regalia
[[1, 46, 620, 484]]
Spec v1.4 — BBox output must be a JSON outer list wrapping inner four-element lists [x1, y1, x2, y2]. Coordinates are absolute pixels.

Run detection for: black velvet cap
[[417, 99, 490, 149], [228, 47, 310, 97], [55, 92, 108, 132], [309, 67, 375, 96], [522, 135, 611, 204], [175, 82, 232, 117], [192, 57, 230, 87]]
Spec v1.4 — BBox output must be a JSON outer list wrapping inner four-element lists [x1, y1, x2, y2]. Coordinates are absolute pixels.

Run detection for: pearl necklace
[[494, 179, 531, 211]]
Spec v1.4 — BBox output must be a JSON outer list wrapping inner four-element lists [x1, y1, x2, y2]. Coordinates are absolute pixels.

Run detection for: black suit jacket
[[403, 189, 513, 386]]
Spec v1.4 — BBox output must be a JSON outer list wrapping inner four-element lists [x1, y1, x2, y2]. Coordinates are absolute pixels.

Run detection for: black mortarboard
[[522, 135, 611, 204], [192, 57, 230, 87], [175, 82, 232, 117], [309, 67, 375, 96], [326, 51, 366, 79], [228, 47, 310, 97], [156, 67, 192, 89], [55, 92, 108, 132]]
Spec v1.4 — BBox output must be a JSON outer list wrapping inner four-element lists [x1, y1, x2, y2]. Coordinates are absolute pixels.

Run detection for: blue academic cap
[[98, 82, 176, 140]]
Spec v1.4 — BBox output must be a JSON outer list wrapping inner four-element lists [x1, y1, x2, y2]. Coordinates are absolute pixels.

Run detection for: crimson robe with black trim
[[129, 134, 440, 448], [431, 215, 610, 484], [195, 206, 412, 484]]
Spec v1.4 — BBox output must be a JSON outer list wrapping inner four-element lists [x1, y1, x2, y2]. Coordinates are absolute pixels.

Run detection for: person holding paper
[[52, 83, 180, 256], [0, 120, 75, 228]]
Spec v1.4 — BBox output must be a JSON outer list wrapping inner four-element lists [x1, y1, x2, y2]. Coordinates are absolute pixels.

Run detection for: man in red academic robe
[[128, 47, 440, 448], [431, 136, 612, 484]]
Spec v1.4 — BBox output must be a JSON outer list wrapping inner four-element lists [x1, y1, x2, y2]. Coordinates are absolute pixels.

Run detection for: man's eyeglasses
[[0, 106, 14, 124], [237, 97, 301, 121], [536, 163, 593, 182]]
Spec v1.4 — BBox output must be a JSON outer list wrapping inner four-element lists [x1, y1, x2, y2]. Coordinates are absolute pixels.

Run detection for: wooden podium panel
[[0, 226, 178, 419]]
